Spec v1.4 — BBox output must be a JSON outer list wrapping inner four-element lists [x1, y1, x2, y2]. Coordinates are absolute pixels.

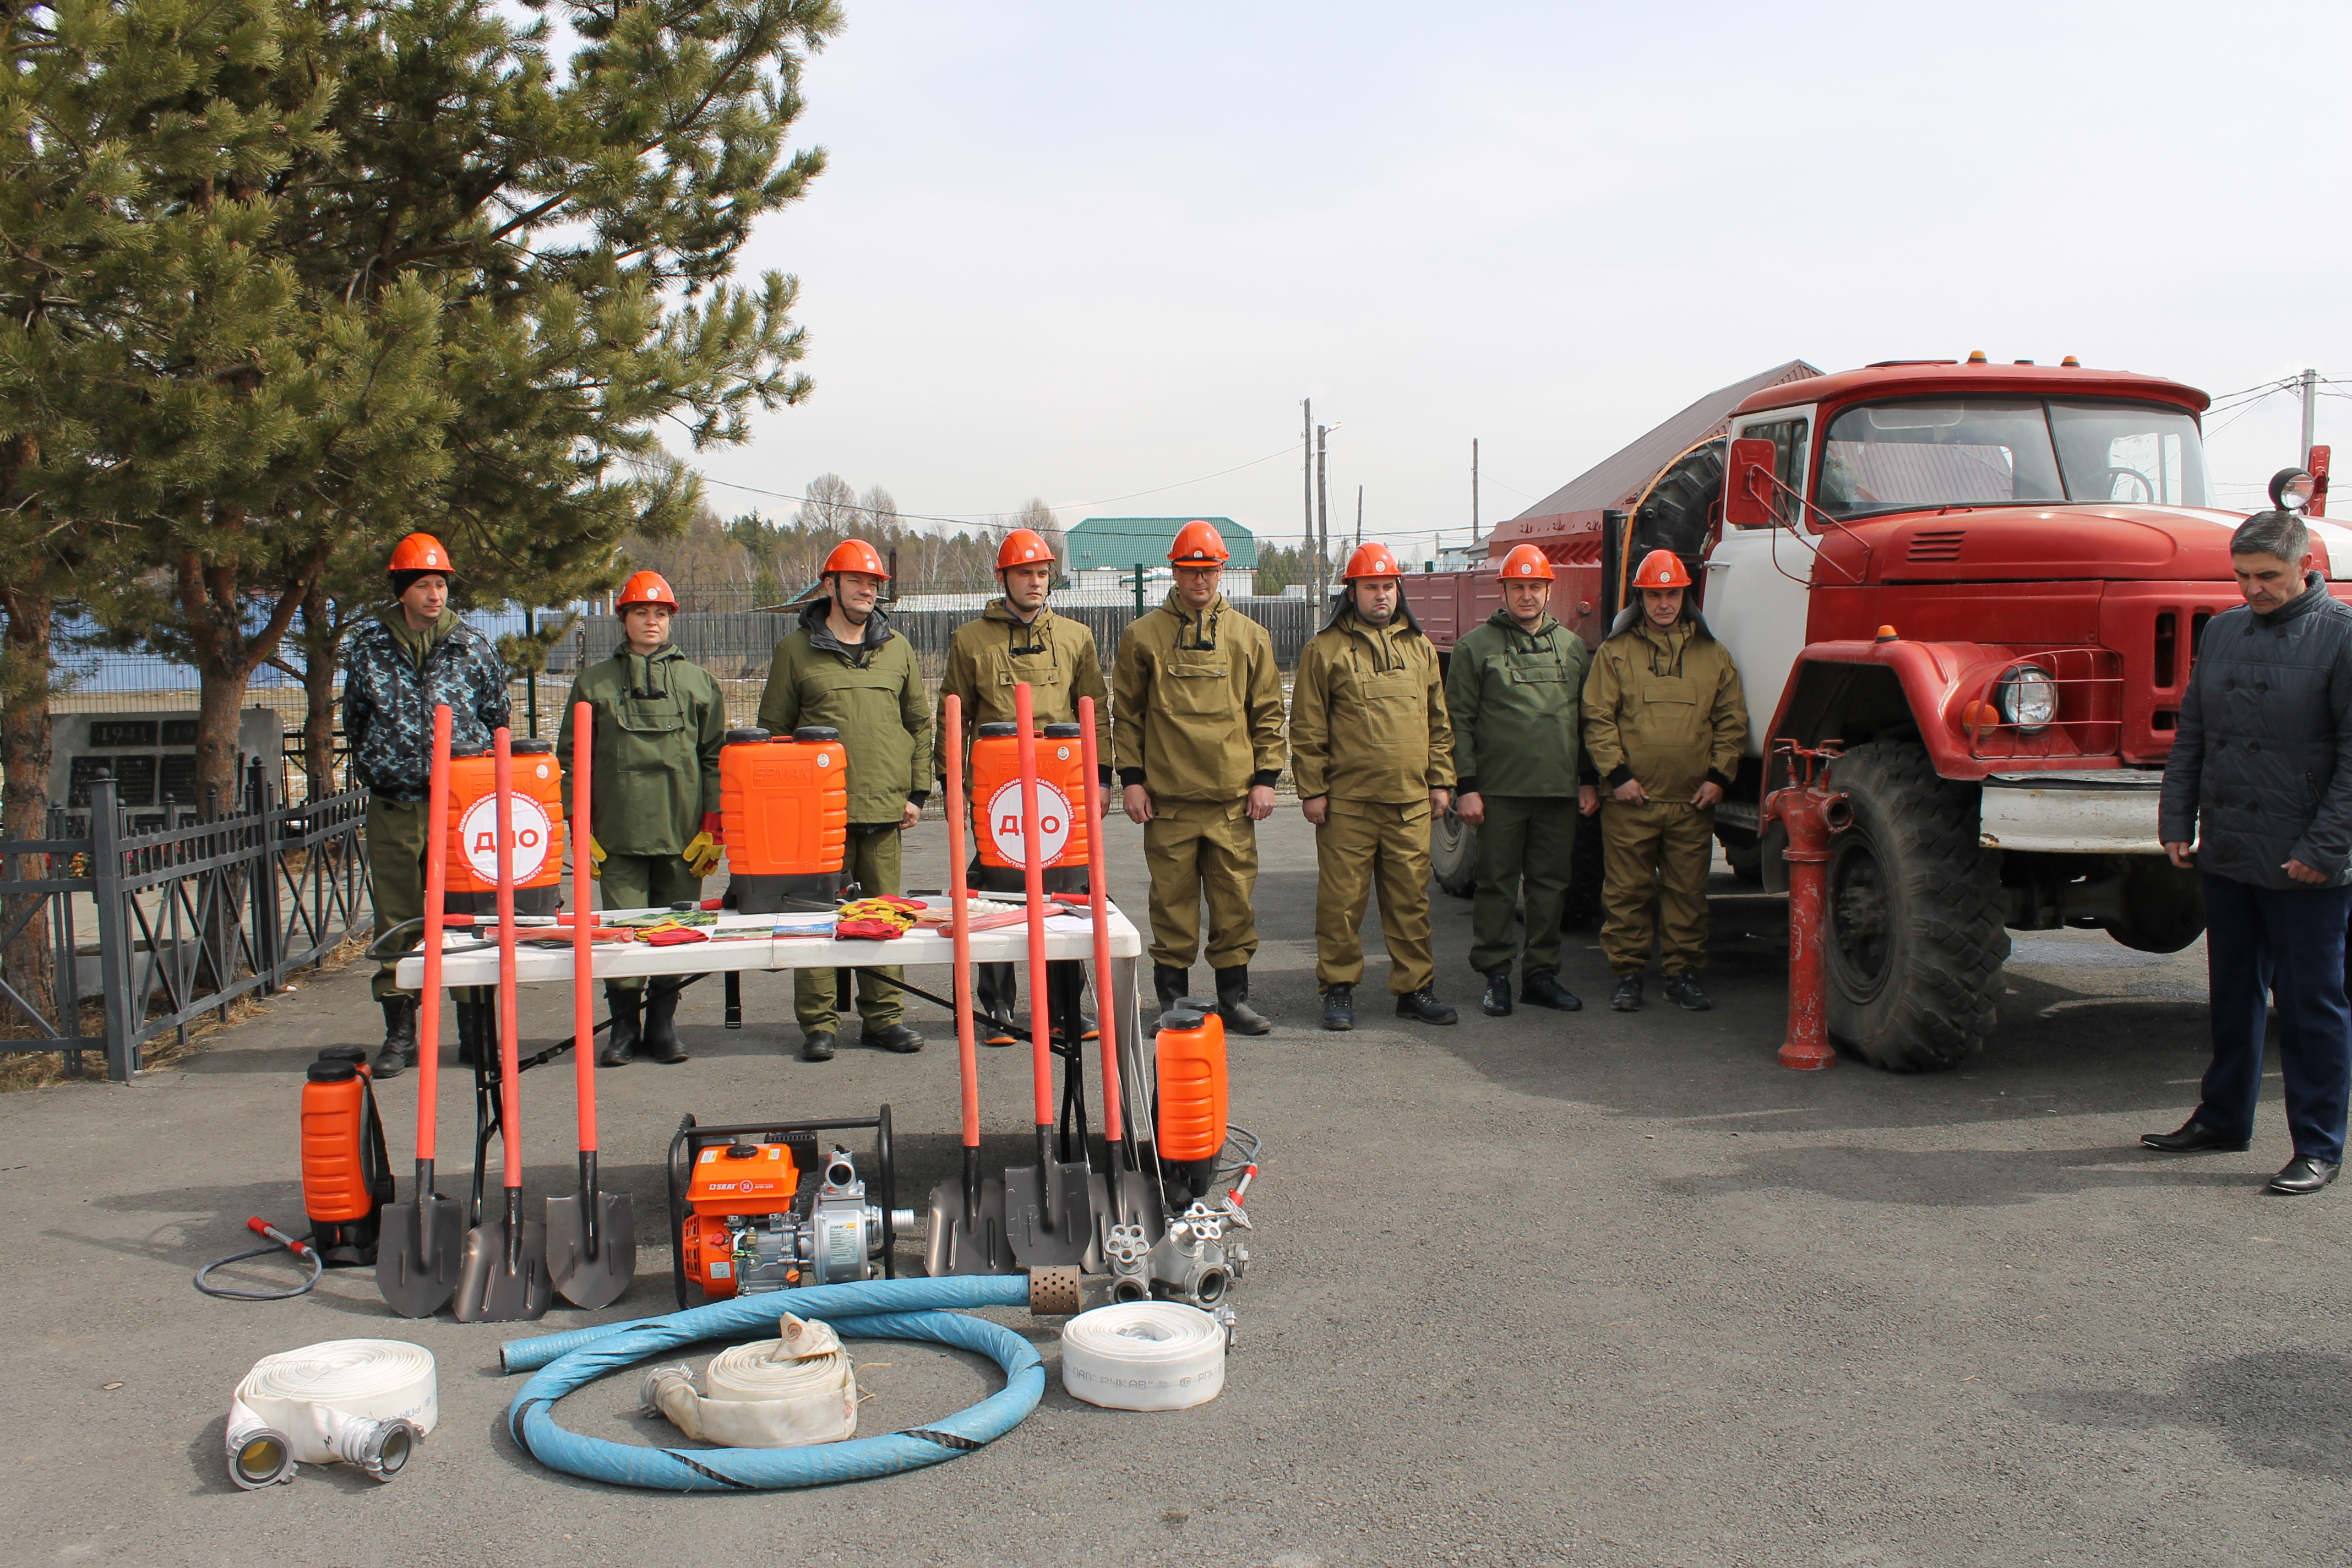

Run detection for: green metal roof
[[1065, 516, 1257, 571]]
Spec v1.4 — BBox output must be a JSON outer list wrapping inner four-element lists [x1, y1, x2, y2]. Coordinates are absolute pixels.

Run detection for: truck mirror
[[1722, 438, 1779, 529]]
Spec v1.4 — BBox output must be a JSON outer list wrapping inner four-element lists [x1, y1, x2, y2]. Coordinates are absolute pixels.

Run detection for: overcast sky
[[694, 1, 2350, 560]]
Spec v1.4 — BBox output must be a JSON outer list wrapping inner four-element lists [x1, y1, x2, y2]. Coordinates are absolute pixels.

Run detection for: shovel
[[1001, 683, 1093, 1268], [548, 702, 636, 1308], [925, 695, 1014, 1276], [454, 727, 553, 1322], [378, 705, 465, 1317], [1075, 696, 1164, 1251]]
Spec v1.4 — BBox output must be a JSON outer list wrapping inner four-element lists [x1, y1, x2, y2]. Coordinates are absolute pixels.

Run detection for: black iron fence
[[0, 764, 371, 1081]]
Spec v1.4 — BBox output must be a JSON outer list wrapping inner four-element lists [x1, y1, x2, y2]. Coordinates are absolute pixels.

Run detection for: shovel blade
[[375, 1196, 465, 1319], [1003, 1159, 1096, 1270], [546, 1191, 638, 1310], [1088, 1165, 1167, 1258], [451, 1216, 553, 1322], [924, 1173, 1014, 1276]]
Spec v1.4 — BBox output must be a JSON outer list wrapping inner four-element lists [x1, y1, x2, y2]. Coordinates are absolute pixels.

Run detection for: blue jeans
[[2196, 873, 2352, 1161]]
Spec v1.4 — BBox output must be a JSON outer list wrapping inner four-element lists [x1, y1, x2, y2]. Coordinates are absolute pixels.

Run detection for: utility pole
[[1472, 437, 1480, 542], [1355, 484, 1364, 551], [1316, 424, 1330, 596], [1302, 399, 1316, 602], [2303, 367, 2321, 469]]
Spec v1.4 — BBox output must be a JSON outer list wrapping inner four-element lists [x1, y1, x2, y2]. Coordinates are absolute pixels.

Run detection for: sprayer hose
[[502, 1275, 1041, 1491], [195, 1237, 324, 1301]]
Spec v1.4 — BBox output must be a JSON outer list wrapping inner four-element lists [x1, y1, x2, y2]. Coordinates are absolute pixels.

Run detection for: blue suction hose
[[502, 1276, 1041, 1490]]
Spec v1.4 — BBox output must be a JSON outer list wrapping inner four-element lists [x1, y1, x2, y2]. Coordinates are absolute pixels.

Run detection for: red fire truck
[[1407, 355, 2338, 1071]]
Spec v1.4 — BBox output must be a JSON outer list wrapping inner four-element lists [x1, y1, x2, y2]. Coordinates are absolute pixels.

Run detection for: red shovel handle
[[945, 697, 979, 1150], [571, 702, 596, 1155], [416, 706, 452, 1159], [493, 728, 522, 1190], [1076, 696, 1121, 1140], [1014, 684, 1052, 1128]]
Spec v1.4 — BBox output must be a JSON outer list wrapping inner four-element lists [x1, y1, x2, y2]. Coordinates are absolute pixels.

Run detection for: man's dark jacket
[[2160, 572, 2352, 889]]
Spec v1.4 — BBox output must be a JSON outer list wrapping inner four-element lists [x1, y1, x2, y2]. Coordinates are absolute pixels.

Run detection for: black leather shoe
[[1662, 972, 1713, 1012], [2268, 1155, 2340, 1195], [1521, 971, 1582, 1012], [1610, 974, 1644, 1012], [2140, 1118, 2250, 1153], [1321, 983, 1355, 1031], [1480, 969, 1513, 1017], [867, 1022, 924, 1054], [598, 986, 641, 1067], [1215, 966, 1272, 1036], [640, 982, 688, 1064], [1396, 988, 1458, 1025], [800, 1030, 836, 1063]]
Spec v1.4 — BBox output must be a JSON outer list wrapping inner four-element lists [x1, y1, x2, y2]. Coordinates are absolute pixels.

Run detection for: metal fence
[[0, 764, 371, 1081]]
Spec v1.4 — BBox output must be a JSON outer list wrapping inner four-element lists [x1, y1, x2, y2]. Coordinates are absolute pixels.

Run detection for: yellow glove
[[587, 834, 607, 880], [683, 814, 722, 879]]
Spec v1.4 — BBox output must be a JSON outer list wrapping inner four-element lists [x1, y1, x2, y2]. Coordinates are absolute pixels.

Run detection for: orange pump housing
[[677, 1141, 802, 1299], [440, 739, 567, 914], [720, 727, 849, 913], [1154, 1006, 1228, 1162], [970, 722, 1092, 871]]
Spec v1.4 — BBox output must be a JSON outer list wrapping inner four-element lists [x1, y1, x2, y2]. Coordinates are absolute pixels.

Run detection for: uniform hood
[[1484, 606, 1562, 644], [799, 595, 896, 657], [375, 603, 462, 651], [1606, 603, 1714, 642], [983, 597, 1053, 629], [1322, 594, 1422, 636]]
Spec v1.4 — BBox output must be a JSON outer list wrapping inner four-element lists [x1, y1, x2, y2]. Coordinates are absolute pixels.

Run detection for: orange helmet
[[821, 538, 890, 579], [1496, 545, 1555, 581], [387, 532, 453, 577], [1632, 549, 1692, 590], [996, 528, 1054, 572], [1342, 541, 1403, 581], [1168, 520, 1229, 564], [615, 570, 677, 611]]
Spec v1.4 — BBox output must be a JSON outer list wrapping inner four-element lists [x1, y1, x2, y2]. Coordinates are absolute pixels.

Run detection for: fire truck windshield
[[1817, 397, 2208, 518]]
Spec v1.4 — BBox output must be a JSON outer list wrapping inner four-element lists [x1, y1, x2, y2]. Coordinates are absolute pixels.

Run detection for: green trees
[[2, 0, 845, 819]]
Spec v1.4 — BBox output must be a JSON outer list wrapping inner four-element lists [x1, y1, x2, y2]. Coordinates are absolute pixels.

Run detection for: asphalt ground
[[3, 808, 2343, 1568]]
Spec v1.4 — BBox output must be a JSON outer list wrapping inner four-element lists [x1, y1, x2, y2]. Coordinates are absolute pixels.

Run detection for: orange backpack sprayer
[[970, 721, 1092, 873], [443, 738, 566, 916], [301, 1047, 395, 1265], [720, 726, 850, 913]]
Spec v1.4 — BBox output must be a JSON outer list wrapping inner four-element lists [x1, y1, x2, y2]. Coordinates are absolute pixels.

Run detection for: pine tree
[[26, 0, 844, 809]]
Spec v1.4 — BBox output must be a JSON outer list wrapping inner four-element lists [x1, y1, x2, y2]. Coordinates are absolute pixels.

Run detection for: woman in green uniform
[[558, 570, 728, 1065]]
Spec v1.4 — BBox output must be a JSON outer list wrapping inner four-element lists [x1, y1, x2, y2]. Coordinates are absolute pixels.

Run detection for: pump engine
[[678, 1139, 902, 1299]]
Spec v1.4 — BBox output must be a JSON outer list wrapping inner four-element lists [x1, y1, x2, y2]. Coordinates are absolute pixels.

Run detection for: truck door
[[1703, 407, 1818, 759]]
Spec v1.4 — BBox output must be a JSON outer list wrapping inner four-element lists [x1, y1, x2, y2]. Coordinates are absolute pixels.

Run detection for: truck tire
[[1432, 809, 1476, 898], [1820, 740, 2008, 1071]]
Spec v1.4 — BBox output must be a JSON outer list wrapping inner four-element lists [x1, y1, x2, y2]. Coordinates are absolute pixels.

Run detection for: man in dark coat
[[2148, 504, 2352, 1195]]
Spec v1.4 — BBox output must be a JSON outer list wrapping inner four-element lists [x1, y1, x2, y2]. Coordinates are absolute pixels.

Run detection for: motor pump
[[678, 1138, 907, 1299]]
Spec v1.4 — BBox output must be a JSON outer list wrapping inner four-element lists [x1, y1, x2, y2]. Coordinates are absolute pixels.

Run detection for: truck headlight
[[1994, 665, 2057, 734]]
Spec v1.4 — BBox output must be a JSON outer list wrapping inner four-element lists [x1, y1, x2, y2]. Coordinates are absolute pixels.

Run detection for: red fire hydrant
[[1761, 741, 1853, 1072]]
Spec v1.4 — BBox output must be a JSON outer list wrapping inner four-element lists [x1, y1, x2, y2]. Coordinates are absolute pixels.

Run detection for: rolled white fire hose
[[641, 1312, 859, 1447], [1059, 1302, 1227, 1411], [226, 1340, 437, 1488]]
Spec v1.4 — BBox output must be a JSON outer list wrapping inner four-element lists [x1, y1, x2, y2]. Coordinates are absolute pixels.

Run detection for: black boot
[[372, 995, 417, 1077], [1521, 971, 1583, 1012], [1480, 968, 1513, 1017], [641, 982, 688, 1063], [599, 985, 641, 1067], [1395, 987, 1458, 1025], [453, 995, 486, 1067], [1610, 974, 1644, 1012], [1154, 964, 1191, 1016], [801, 1029, 836, 1063], [1321, 983, 1355, 1031], [1215, 966, 1272, 1036], [976, 961, 1017, 1047]]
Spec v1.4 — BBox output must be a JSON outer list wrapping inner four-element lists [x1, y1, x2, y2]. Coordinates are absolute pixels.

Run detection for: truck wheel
[[1432, 808, 1476, 898], [1821, 740, 2009, 1071]]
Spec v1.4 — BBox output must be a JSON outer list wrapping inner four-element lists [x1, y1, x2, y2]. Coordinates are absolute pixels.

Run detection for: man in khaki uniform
[[1582, 549, 1747, 1013], [1114, 521, 1284, 1033], [757, 539, 931, 1062], [1291, 542, 1457, 1030], [935, 527, 1113, 1044]]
